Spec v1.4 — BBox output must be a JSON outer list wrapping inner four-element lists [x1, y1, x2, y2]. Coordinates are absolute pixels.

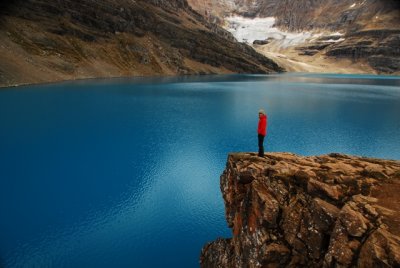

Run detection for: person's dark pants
[[258, 134, 265, 157]]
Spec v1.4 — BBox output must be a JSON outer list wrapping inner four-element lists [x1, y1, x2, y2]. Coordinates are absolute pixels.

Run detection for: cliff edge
[[200, 152, 400, 267]]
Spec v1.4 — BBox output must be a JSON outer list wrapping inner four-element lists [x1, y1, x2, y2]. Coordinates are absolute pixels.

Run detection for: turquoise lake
[[0, 73, 399, 267]]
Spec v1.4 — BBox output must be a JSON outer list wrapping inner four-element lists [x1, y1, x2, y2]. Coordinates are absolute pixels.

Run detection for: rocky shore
[[200, 152, 400, 267]]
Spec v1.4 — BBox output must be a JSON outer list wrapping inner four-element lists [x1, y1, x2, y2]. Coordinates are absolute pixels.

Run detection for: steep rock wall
[[201, 152, 400, 267], [188, 0, 400, 32], [187, 0, 400, 74]]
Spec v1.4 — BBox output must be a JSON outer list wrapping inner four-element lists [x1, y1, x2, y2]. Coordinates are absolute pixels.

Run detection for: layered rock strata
[[201, 152, 400, 267], [0, 0, 282, 88], [187, 0, 400, 74], [187, 0, 400, 32]]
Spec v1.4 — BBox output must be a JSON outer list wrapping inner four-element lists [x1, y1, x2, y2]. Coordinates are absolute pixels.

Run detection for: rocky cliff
[[200, 152, 400, 267], [187, 0, 400, 31], [0, 0, 282, 87], [187, 0, 400, 74]]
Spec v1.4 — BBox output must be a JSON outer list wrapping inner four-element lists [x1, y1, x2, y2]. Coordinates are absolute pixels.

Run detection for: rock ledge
[[200, 152, 400, 267]]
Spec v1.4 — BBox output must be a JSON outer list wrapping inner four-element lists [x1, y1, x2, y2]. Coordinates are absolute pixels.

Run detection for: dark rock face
[[253, 40, 269, 45], [0, 0, 283, 87], [187, 0, 400, 74], [200, 152, 400, 267], [202, 0, 400, 32], [368, 56, 400, 74], [188, 0, 399, 31], [325, 30, 400, 73]]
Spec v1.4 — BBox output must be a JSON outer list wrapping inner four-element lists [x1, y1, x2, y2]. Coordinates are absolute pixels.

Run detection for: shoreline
[[2, 70, 400, 90]]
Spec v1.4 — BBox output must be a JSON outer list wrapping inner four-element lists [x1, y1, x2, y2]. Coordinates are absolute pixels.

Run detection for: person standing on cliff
[[258, 109, 267, 157]]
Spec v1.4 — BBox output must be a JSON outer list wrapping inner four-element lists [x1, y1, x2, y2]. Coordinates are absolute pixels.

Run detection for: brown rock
[[358, 228, 400, 267], [200, 238, 235, 268], [340, 204, 369, 237], [201, 152, 400, 268], [282, 197, 304, 246], [307, 178, 341, 200], [311, 198, 340, 231], [253, 180, 280, 227], [237, 169, 256, 184], [324, 217, 356, 266], [294, 170, 310, 186], [261, 243, 291, 266]]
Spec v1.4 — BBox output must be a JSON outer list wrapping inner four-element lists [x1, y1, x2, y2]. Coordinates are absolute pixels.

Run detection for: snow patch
[[224, 16, 345, 48], [330, 32, 344, 36], [322, 38, 346, 43], [225, 16, 314, 48], [225, 16, 276, 44]]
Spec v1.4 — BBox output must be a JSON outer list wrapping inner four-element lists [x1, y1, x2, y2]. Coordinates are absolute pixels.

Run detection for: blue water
[[0, 73, 399, 267]]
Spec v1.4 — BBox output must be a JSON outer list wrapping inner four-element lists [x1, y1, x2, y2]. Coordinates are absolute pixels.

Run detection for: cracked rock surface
[[200, 152, 400, 267]]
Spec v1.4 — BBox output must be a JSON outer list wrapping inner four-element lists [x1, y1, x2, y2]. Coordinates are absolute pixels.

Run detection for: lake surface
[[0, 73, 399, 267]]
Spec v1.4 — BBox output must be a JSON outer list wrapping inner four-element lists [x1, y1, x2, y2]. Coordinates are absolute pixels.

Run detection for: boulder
[[253, 40, 269, 45]]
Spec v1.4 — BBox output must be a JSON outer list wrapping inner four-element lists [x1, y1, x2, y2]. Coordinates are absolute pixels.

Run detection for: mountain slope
[[187, 0, 400, 74], [0, 0, 282, 87]]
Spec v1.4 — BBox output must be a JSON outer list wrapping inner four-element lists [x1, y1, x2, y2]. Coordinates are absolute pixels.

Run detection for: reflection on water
[[0, 74, 399, 267]]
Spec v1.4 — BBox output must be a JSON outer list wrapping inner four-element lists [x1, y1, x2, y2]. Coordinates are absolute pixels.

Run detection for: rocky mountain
[[0, 0, 282, 88], [191, 0, 399, 31], [187, 0, 400, 74], [201, 152, 400, 267]]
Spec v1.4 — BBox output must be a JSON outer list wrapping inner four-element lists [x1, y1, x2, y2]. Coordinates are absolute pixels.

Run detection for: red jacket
[[258, 114, 267, 136]]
